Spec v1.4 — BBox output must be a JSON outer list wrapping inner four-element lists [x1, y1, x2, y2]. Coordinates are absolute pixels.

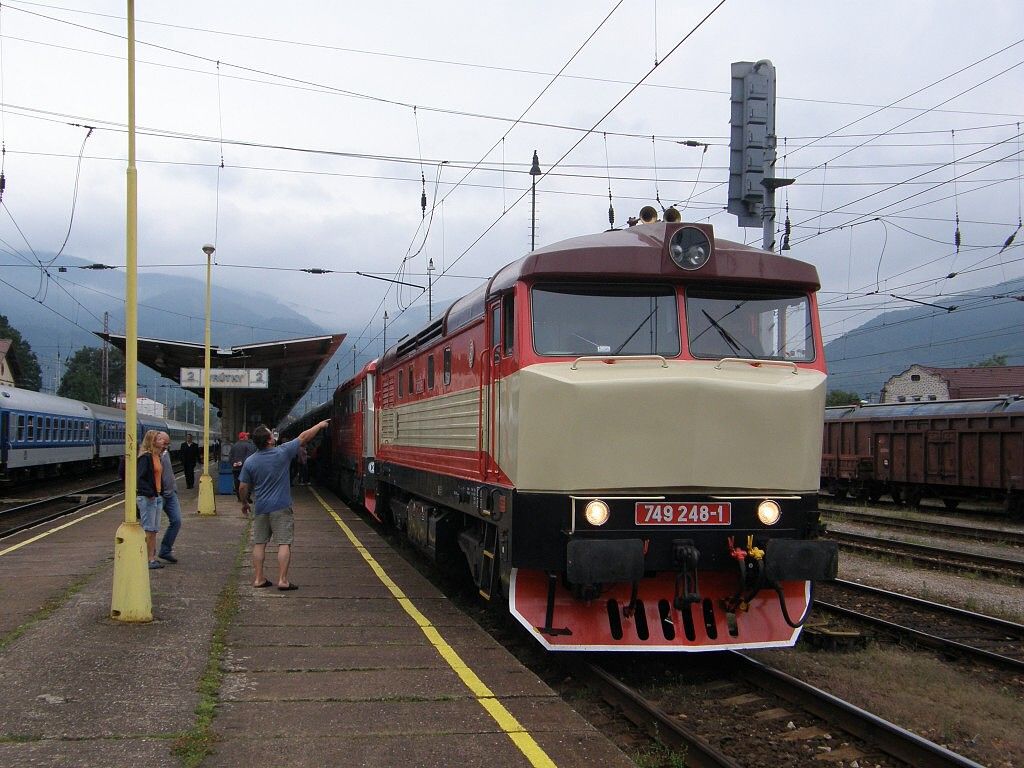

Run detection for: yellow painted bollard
[[110, 519, 152, 622], [197, 460, 217, 516]]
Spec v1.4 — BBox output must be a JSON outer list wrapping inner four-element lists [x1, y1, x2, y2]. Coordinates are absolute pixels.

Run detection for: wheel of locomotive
[[942, 498, 960, 511], [889, 486, 904, 505], [868, 486, 883, 502]]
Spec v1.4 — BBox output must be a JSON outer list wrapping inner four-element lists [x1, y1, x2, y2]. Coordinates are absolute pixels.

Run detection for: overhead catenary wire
[[8, 0, 1024, 122], [2, 2, 1023, 383], [778, 59, 1024, 247], [788, 133, 1024, 248], [348, 0, 630, 359]]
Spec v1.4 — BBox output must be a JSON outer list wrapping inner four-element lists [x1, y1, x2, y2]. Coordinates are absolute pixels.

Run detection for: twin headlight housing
[[669, 226, 712, 271]]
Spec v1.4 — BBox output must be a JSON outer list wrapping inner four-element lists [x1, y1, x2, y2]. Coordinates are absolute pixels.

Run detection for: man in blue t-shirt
[[239, 419, 330, 591]]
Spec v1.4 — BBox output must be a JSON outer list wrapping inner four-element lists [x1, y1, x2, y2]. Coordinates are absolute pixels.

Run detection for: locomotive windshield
[[685, 286, 814, 361], [531, 283, 680, 357]]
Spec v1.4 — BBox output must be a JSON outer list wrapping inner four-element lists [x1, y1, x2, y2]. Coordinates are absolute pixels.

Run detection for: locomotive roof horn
[[639, 205, 659, 224], [664, 206, 681, 223]]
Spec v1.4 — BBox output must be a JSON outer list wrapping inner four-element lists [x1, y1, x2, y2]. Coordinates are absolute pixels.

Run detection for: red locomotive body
[[327, 218, 838, 651], [330, 360, 378, 516]]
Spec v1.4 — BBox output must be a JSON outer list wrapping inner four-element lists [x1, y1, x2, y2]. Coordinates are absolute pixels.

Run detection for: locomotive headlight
[[757, 500, 781, 526], [669, 226, 712, 270], [584, 499, 610, 526]]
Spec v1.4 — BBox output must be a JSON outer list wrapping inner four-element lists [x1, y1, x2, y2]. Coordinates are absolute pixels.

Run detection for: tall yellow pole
[[197, 244, 217, 515], [111, 0, 152, 621]]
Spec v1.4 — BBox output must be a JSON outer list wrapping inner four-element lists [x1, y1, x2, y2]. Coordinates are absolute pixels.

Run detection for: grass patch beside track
[[173, 522, 248, 767]]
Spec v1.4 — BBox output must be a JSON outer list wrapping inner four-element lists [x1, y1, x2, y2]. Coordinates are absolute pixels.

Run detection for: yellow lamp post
[[197, 243, 217, 516], [111, 0, 151, 622]]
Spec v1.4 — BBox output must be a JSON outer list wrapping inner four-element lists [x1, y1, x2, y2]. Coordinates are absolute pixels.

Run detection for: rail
[[732, 653, 988, 768]]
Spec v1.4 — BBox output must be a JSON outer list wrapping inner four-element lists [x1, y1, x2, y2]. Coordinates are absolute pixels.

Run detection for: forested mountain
[[823, 276, 1024, 400], [2, 255, 327, 395]]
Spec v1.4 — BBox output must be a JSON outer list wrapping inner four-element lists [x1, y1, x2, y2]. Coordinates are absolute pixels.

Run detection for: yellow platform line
[[312, 489, 557, 768], [0, 500, 121, 559]]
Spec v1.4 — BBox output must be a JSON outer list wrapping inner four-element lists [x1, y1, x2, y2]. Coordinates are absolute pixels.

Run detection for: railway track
[[0, 478, 123, 538], [821, 504, 1024, 546], [816, 579, 1024, 672], [579, 653, 986, 768], [376, 507, 1015, 767], [826, 528, 1024, 581]]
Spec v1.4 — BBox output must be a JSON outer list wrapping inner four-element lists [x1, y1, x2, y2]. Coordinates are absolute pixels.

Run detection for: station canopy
[[97, 332, 345, 427]]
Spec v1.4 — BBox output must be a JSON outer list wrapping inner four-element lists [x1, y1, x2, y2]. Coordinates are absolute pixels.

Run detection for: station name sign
[[180, 368, 269, 389]]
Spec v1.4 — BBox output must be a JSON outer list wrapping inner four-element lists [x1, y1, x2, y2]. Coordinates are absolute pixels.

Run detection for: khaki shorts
[[252, 507, 294, 545]]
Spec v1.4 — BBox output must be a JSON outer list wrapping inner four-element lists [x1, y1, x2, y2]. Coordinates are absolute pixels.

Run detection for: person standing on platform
[[238, 419, 330, 591], [229, 431, 257, 498], [136, 429, 165, 570], [179, 432, 200, 490], [156, 431, 182, 564]]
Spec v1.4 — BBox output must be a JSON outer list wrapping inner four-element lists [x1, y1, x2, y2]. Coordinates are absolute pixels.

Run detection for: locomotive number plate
[[634, 502, 732, 525]]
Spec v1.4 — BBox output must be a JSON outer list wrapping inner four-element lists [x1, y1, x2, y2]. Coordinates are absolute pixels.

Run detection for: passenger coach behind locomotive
[[355, 212, 837, 651]]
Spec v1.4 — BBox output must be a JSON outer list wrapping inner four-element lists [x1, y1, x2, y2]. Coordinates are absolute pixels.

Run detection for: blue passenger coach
[[1, 385, 204, 481], [1, 387, 95, 477]]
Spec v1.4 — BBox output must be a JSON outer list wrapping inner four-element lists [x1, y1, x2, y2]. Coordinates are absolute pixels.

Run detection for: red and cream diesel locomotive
[[326, 211, 838, 651]]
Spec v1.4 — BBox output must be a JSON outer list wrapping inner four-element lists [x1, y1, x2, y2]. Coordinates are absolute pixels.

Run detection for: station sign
[[180, 368, 269, 389]]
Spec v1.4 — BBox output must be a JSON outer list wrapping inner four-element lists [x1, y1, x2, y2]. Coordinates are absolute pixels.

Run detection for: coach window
[[408, 367, 414, 395], [427, 354, 435, 390], [443, 347, 452, 386], [502, 296, 515, 355], [45, 417, 52, 441], [16, 414, 25, 442], [397, 370, 403, 398], [27, 415, 35, 441]]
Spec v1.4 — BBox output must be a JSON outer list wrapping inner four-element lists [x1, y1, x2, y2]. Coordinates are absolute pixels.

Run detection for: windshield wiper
[[613, 306, 659, 355], [701, 309, 746, 356]]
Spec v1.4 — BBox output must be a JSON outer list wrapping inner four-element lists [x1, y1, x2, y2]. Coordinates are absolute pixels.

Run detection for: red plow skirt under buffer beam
[[510, 568, 810, 651]]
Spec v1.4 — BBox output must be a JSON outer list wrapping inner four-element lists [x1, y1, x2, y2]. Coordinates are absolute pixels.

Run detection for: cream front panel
[[507, 361, 826, 494]]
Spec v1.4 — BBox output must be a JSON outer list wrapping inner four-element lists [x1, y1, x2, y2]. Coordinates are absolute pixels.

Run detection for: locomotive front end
[[502, 221, 838, 650]]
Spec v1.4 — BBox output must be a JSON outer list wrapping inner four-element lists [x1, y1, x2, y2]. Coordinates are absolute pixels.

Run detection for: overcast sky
[[2, 0, 1023, 377]]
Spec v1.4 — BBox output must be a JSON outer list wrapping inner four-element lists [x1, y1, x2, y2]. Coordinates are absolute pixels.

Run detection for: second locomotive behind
[[308, 212, 838, 651]]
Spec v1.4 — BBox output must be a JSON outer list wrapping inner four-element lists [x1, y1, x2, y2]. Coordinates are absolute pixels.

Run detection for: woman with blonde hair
[[137, 429, 165, 569]]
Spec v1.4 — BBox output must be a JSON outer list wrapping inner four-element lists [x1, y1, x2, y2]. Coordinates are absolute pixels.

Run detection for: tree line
[[2, 313, 124, 402]]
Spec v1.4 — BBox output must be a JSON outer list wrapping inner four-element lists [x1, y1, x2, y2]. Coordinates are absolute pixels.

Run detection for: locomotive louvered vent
[[396, 318, 444, 357]]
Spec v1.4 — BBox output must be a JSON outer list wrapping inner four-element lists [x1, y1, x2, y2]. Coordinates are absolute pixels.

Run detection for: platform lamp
[[197, 243, 217, 516], [111, 0, 151, 623]]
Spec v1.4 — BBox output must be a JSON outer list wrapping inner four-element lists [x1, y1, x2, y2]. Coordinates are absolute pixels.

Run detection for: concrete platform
[[0, 475, 636, 767]]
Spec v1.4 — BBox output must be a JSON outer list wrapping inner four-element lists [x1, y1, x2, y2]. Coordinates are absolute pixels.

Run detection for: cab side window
[[502, 295, 515, 355], [490, 305, 501, 349]]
